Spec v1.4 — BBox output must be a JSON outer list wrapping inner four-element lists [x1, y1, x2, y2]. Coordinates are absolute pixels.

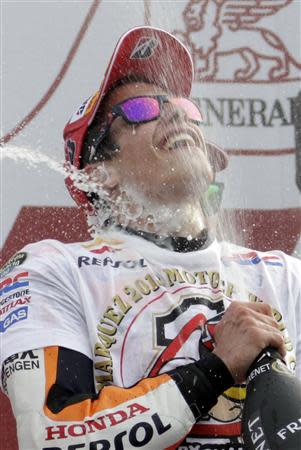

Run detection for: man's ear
[[84, 163, 120, 194]]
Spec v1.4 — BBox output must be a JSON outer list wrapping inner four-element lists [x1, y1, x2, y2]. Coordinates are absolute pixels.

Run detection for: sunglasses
[[107, 95, 203, 125], [91, 95, 203, 160]]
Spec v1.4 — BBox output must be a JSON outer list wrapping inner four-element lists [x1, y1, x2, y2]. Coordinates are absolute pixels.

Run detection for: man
[[1, 27, 300, 450]]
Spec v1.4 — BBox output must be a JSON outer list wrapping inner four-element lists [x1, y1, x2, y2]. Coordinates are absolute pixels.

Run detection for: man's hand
[[212, 302, 286, 383]]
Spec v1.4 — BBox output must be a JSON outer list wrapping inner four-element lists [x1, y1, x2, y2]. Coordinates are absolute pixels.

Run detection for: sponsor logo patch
[[90, 246, 122, 254], [69, 92, 99, 124], [2, 350, 40, 394], [78, 256, 147, 270], [0, 272, 29, 296], [0, 306, 28, 333], [44, 412, 171, 449], [82, 237, 124, 252], [65, 139, 76, 164], [0, 296, 31, 316], [0, 288, 30, 306], [0, 252, 27, 278], [84, 92, 99, 117], [222, 251, 283, 266], [130, 36, 160, 59], [45, 402, 150, 440]]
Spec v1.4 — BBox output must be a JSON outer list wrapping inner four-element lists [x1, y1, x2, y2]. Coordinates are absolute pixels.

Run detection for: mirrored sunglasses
[[109, 95, 203, 125], [89, 95, 203, 164]]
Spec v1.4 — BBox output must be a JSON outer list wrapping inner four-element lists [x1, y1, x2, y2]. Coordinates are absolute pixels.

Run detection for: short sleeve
[[0, 241, 92, 381]]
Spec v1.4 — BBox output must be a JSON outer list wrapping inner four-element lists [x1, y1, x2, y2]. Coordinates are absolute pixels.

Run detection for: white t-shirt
[[1, 230, 300, 449]]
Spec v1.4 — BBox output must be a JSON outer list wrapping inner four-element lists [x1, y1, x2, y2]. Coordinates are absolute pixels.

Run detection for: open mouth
[[156, 127, 201, 151]]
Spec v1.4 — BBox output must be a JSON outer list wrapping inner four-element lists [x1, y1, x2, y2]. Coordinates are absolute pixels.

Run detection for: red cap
[[63, 26, 228, 213]]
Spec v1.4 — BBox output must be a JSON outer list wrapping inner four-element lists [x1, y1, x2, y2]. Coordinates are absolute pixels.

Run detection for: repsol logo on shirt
[[78, 256, 147, 270], [43, 412, 171, 450]]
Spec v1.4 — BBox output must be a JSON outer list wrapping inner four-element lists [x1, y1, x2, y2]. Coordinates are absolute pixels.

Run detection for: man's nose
[[161, 102, 188, 125]]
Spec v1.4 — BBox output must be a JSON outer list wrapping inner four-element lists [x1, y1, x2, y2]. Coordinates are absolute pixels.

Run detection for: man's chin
[[119, 173, 209, 208], [160, 173, 210, 199]]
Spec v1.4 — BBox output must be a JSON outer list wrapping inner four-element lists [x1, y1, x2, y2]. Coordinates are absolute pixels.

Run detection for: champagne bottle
[[242, 347, 301, 449]]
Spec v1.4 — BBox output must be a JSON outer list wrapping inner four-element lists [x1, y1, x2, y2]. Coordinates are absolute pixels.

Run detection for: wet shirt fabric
[[0, 231, 300, 450]]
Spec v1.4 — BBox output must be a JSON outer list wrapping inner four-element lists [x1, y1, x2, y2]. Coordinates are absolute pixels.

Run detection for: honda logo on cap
[[130, 37, 160, 59]]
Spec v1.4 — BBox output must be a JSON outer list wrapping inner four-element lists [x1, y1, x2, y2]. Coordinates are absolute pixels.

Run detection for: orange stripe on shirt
[[43, 346, 171, 422]]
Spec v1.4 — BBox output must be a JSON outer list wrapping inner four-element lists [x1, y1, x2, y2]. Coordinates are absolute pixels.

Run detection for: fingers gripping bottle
[[242, 347, 301, 449]]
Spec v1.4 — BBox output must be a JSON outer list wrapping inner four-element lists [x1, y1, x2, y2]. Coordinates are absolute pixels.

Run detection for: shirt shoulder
[[220, 241, 300, 268]]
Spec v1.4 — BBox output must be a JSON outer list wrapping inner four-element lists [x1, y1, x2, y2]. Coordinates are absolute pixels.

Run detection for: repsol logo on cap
[[130, 37, 160, 59]]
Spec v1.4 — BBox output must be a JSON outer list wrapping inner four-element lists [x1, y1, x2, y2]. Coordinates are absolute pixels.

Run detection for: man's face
[[90, 82, 214, 206]]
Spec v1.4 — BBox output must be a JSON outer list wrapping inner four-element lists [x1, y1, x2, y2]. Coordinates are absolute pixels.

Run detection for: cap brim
[[90, 26, 194, 125]]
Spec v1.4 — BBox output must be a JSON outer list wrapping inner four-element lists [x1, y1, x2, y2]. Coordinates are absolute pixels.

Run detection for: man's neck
[[117, 197, 210, 238], [121, 225, 212, 252]]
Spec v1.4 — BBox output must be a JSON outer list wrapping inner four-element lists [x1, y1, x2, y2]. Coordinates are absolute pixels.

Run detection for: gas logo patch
[[0, 306, 28, 333]]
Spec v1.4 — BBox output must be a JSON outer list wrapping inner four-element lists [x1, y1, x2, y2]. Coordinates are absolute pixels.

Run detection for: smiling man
[[1, 27, 300, 450], [79, 81, 219, 238]]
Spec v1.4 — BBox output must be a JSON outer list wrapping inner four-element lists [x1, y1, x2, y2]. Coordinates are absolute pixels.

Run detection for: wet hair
[[81, 75, 153, 168]]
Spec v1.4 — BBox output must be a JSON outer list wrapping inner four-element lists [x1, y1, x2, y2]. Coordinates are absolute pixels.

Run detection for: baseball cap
[[64, 26, 228, 212]]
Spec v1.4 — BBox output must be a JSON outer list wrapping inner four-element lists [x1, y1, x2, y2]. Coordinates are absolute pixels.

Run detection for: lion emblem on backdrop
[[174, 0, 301, 82]]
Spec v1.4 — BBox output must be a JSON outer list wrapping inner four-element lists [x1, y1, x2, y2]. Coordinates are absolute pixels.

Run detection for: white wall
[[1, 0, 301, 247]]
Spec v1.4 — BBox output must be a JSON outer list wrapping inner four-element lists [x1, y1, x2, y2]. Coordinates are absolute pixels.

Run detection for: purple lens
[[121, 97, 160, 122]]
